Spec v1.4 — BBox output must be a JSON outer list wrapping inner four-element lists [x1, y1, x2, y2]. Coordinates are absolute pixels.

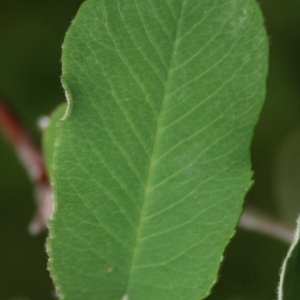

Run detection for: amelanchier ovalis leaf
[[278, 218, 300, 300], [47, 0, 268, 299]]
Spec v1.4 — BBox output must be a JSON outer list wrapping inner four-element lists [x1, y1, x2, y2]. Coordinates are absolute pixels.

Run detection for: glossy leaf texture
[[47, 0, 268, 299], [278, 218, 300, 300]]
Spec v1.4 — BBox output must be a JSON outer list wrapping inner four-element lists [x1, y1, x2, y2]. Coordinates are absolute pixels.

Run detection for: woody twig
[[0, 95, 52, 234]]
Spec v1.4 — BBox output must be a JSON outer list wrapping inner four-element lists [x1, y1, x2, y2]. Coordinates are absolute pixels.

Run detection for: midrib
[[123, 1, 185, 298]]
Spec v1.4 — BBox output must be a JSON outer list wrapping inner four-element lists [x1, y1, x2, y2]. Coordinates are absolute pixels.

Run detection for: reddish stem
[[0, 95, 52, 234]]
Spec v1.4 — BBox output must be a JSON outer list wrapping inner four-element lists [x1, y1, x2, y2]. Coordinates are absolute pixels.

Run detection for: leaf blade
[[47, 0, 268, 299]]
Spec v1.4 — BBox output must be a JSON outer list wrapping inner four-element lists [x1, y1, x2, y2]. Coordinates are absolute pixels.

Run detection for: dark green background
[[0, 1, 299, 299]]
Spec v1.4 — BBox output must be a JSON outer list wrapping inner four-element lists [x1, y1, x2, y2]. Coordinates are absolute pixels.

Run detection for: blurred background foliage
[[0, 1, 299, 299]]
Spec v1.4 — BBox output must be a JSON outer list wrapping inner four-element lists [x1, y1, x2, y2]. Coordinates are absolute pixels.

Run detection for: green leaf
[[42, 103, 67, 176], [278, 218, 300, 300], [47, 0, 268, 299]]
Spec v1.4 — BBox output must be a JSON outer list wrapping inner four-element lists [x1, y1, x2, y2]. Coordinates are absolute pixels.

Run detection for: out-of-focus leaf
[[278, 218, 300, 300], [42, 103, 67, 175]]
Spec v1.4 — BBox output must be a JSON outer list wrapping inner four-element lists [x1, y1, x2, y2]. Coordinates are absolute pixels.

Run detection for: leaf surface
[[47, 0, 268, 299]]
